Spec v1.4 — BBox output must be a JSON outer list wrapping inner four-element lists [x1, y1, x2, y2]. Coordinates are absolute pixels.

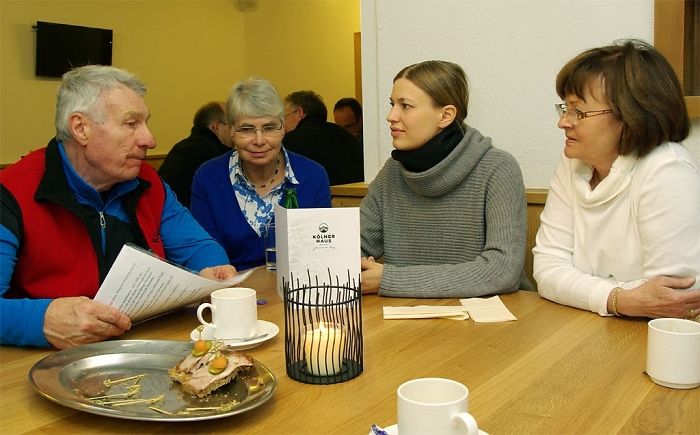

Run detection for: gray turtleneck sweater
[[360, 126, 531, 298]]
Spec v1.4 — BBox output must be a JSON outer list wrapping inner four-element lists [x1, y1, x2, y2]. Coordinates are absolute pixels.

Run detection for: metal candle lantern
[[283, 271, 363, 384]]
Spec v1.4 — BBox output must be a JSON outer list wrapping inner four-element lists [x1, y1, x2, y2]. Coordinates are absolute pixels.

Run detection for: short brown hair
[[284, 90, 327, 119], [394, 60, 469, 132], [193, 101, 226, 128], [556, 39, 689, 157]]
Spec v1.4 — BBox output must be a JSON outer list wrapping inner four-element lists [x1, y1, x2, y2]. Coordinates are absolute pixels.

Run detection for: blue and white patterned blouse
[[228, 147, 299, 237]]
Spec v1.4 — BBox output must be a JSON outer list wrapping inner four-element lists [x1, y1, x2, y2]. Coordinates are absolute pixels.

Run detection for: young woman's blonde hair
[[394, 60, 469, 132]]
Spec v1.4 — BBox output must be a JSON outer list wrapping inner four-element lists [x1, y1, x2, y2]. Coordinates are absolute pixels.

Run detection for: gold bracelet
[[612, 287, 622, 316]]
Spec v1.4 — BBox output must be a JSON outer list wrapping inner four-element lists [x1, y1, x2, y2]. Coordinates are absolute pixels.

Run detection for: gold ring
[[691, 309, 696, 319]]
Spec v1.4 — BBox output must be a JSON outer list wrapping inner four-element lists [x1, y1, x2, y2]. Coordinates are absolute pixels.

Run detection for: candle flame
[[319, 321, 327, 334]]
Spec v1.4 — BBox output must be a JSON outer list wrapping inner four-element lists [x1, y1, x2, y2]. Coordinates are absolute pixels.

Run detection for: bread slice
[[167, 351, 209, 384], [169, 344, 254, 398]]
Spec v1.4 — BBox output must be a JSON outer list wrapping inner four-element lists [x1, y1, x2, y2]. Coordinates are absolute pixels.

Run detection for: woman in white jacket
[[533, 39, 700, 319]]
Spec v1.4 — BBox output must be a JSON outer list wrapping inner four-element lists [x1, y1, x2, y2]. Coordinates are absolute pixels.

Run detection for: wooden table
[[1, 268, 698, 434]]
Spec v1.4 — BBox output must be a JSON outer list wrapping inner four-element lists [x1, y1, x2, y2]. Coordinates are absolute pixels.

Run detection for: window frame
[[655, 0, 699, 118]]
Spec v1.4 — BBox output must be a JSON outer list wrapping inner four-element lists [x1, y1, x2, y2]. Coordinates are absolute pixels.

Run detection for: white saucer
[[369, 424, 488, 435], [189, 320, 279, 350]]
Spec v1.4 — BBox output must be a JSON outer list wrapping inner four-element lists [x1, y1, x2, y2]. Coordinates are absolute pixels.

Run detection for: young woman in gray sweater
[[360, 60, 531, 298]]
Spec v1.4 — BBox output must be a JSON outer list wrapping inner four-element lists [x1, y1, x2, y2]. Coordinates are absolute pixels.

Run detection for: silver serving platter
[[29, 340, 277, 421]]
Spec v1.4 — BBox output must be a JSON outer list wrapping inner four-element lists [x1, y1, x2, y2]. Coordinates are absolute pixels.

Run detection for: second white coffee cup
[[398, 377, 479, 435], [197, 287, 258, 340], [646, 318, 700, 389]]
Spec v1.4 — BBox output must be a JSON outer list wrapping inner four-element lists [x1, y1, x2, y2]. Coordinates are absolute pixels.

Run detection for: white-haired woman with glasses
[[191, 77, 331, 269], [533, 39, 700, 320]]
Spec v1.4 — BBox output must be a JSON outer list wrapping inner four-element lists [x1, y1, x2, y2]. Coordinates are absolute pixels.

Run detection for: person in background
[[283, 90, 364, 185], [0, 66, 236, 349], [333, 97, 363, 143], [533, 39, 700, 319], [191, 78, 331, 270], [158, 101, 233, 208], [361, 60, 531, 297]]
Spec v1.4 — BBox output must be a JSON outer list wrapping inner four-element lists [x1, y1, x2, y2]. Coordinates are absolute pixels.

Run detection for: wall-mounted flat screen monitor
[[35, 21, 113, 78]]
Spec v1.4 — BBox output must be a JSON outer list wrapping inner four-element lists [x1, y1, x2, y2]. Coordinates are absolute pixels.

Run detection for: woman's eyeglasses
[[555, 103, 612, 125], [234, 124, 284, 138]]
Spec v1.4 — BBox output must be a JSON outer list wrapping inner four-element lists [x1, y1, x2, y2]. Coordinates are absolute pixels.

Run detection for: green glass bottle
[[284, 188, 299, 209]]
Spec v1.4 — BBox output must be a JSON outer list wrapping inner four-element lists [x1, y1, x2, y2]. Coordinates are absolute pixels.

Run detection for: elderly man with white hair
[[0, 65, 236, 349]]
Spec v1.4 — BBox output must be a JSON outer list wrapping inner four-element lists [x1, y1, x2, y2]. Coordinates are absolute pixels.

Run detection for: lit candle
[[304, 322, 346, 376]]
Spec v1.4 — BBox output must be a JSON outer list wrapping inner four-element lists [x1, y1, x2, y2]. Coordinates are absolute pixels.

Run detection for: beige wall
[[0, 0, 360, 165], [362, 0, 700, 187], [242, 0, 359, 113]]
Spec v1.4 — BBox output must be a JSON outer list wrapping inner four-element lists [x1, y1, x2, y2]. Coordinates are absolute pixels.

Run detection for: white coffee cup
[[197, 288, 258, 340], [646, 318, 700, 389], [398, 378, 479, 435]]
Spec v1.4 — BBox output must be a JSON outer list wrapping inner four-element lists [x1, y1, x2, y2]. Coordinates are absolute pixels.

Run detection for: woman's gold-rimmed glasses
[[555, 103, 612, 125]]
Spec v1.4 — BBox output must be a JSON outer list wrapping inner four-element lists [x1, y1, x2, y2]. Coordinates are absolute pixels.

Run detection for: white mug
[[398, 378, 479, 435], [197, 288, 258, 340], [646, 318, 700, 389]]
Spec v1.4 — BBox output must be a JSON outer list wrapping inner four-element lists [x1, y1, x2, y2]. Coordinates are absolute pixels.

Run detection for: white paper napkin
[[459, 296, 516, 322], [383, 305, 470, 320]]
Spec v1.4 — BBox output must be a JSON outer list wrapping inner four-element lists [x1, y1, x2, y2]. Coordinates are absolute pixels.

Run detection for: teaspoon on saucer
[[222, 333, 269, 342], [194, 325, 269, 342]]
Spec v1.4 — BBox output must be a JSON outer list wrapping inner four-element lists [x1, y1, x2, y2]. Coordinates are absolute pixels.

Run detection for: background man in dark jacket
[[283, 91, 363, 185], [333, 97, 363, 145], [159, 101, 232, 208]]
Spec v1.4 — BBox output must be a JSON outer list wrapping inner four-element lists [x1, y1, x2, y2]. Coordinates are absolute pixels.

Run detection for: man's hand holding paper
[[44, 296, 132, 349], [200, 265, 238, 281]]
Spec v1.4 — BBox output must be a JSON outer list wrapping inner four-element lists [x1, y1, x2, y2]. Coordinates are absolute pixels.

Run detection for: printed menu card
[[274, 203, 361, 298], [94, 244, 254, 323]]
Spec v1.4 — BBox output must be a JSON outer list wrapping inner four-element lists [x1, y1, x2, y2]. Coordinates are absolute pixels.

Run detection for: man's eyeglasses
[[555, 103, 612, 125], [234, 124, 284, 138], [341, 121, 358, 129], [285, 108, 298, 118]]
